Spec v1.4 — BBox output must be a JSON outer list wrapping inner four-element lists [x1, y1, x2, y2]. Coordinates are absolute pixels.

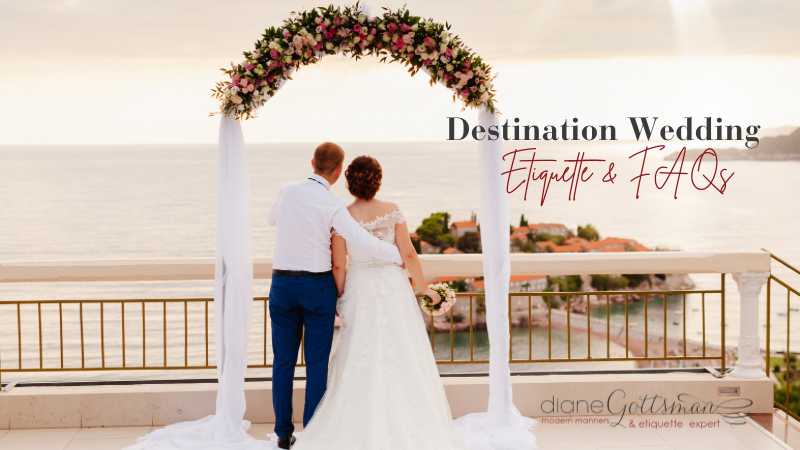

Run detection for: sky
[[0, 0, 799, 145]]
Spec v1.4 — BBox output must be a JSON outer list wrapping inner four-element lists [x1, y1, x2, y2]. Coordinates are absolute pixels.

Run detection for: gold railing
[[1, 277, 729, 384], [764, 250, 800, 421], [0, 297, 290, 384], [421, 275, 726, 368]]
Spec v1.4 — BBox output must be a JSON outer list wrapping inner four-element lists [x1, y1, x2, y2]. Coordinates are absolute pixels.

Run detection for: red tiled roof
[[601, 247, 626, 252], [434, 276, 460, 282], [580, 241, 606, 250], [601, 237, 634, 245], [564, 237, 586, 245], [443, 247, 463, 254], [552, 244, 583, 253], [513, 226, 530, 234], [630, 243, 651, 252], [451, 221, 477, 228], [535, 241, 556, 249], [410, 232, 419, 239], [473, 280, 485, 288], [509, 275, 546, 282]]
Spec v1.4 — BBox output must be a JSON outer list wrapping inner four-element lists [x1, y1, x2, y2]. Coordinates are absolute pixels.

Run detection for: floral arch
[[210, 4, 497, 119], [205, 4, 534, 450]]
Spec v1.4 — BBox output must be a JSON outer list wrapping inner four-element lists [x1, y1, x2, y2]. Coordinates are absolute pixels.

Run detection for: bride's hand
[[421, 288, 441, 305]]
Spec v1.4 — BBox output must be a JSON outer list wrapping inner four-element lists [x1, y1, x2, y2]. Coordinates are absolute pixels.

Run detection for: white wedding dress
[[293, 208, 467, 450]]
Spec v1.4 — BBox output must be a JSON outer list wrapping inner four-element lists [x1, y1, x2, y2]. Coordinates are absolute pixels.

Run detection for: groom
[[266, 142, 404, 448]]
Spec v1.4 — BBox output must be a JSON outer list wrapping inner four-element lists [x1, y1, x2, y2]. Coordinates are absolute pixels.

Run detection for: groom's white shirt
[[268, 174, 403, 271]]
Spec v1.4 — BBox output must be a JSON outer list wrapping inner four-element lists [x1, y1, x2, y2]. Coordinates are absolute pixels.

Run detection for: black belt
[[272, 269, 332, 277]]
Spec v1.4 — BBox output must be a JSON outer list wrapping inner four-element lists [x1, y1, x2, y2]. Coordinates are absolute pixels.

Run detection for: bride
[[293, 155, 466, 450]]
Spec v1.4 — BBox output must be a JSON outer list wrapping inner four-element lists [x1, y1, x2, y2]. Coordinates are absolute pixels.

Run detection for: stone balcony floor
[[1, 413, 797, 450]]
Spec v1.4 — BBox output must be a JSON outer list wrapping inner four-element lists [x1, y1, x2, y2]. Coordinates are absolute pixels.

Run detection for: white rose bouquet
[[420, 283, 457, 316]]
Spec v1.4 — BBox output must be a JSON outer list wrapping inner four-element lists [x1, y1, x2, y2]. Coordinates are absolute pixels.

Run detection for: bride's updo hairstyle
[[345, 155, 382, 200]]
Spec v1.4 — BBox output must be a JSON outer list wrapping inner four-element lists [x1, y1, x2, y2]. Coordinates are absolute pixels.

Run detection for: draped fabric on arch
[[124, 117, 268, 450]]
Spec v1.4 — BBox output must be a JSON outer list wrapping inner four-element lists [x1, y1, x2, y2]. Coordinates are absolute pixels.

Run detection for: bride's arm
[[331, 234, 347, 297], [395, 222, 441, 304]]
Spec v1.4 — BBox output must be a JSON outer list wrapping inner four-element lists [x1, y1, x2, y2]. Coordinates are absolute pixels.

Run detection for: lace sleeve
[[393, 209, 406, 224]]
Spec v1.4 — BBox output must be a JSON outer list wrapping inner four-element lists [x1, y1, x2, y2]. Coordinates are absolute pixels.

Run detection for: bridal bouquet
[[420, 283, 457, 316]]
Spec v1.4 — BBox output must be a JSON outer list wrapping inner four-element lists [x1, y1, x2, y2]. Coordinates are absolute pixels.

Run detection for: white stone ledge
[[0, 251, 770, 283], [0, 374, 773, 429]]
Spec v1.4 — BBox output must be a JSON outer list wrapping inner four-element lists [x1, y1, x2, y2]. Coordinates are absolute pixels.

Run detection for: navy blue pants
[[269, 272, 337, 438]]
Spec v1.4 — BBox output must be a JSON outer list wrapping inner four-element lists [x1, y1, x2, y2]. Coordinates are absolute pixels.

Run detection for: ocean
[[1, 142, 798, 381]]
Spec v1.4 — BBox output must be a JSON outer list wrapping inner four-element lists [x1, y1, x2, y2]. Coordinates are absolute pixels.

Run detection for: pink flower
[[360, 33, 367, 40], [315, 43, 323, 51], [324, 31, 332, 39], [461, 90, 469, 96], [400, 23, 410, 32], [266, 77, 273, 83], [391, 45, 398, 51], [445, 48, 452, 57], [370, 28, 376, 35], [444, 74, 452, 80], [283, 32, 291, 39], [464, 61, 471, 68], [353, 24, 361, 33], [248, 84, 256, 92], [423, 37, 432, 46], [408, 52, 414, 58], [333, 17, 341, 25], [376, 42, 383, 48], [319, 22, 326, 30], [387, 22, 397, 32], [307, 49, 312, 57], [470, 86, 477, 92], [270, 49, 279, 59], [244, 62, 254, 71]]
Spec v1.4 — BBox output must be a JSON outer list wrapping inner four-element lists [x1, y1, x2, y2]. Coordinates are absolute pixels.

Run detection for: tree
[[456, 231, 482, 253], [577, 224, 600, 241], [519, 214, 528, 227], [416, 212, 447, 246], [441, 212, 450, 234]]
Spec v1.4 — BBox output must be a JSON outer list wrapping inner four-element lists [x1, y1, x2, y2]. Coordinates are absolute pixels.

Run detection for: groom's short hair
[[314, 142, 345, 175]]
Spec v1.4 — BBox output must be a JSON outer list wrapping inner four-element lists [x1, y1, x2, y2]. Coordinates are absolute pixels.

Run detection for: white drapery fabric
[[124, 116, 267, 450], [452, 109, 537, 450]]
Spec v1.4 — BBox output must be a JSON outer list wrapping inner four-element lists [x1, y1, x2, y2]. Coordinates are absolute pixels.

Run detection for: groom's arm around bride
[[265, 142, 402, 447]]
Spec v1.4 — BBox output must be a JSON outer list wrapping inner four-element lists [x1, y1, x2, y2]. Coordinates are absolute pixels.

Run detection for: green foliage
[[577, 224, 600, 241], [456, 231, 482, 253], [447, 279, 467, 292], [548, 275, 583, 293], [774, 384, 800, 417], [416, 212, 450, 247], [519, 214, 528, 227], [591, 275, 630, 291], [452, 313, 465, 324], [521, 239, 536, 253], [623, 274, 651, 287]]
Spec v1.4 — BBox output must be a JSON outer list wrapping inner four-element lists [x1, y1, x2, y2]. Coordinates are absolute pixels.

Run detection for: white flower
[[408, 31, 415, 38], [223, 89, 231, 96], [378, 23, 385, 30], [421, 52, 429, 59], [440, 30, 448, 39], [237, 105, 245, 111], [358, 14, 365, 23], [315, 17, 322, 24], [231, 94, 242, 104], [326, 42, 334, 50], [316, 33, 322, 41], [283, 55, 292, 63], [485, 80, 493, 89], [445, 63, 453, 71], [382, 34, 390, 42], [411, 23, 418, 31], [479, 85, 486, 92], [367, 34, 374, 42], [353, 36, 361, 44], [324, 18, 331, 26]]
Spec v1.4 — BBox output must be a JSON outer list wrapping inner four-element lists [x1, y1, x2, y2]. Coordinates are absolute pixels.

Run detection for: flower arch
[[210, 3, 497, 119]]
